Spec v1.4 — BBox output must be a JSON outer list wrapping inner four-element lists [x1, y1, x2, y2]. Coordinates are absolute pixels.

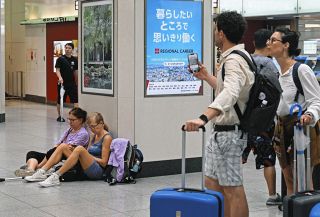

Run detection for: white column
[[0, 0, 5, 122]]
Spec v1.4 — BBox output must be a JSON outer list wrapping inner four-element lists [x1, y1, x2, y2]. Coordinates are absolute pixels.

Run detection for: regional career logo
[[154, 48, 193, 54]]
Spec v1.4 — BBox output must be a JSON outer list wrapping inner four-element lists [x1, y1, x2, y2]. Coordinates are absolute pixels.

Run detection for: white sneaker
[[24, 169, 47, 182], [45, 168, 55, 176], [39, 173, 60, 187], [14, 168, 35, 177]]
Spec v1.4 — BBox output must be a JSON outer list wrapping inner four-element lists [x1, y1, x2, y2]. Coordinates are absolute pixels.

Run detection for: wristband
[[199, 114, 209, 124], [305, 112, 314, 120]]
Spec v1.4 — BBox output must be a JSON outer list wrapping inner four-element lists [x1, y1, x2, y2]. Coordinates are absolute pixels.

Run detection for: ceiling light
[[75, 0, 78, 10], [305, 24, 320, 28]]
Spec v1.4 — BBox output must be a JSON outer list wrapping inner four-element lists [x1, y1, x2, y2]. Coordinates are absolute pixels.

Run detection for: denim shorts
[[205, 130, 247, 186], [84, 160, 104, 180]]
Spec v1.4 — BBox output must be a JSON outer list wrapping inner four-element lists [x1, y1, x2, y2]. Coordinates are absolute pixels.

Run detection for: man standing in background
[[55, 43, 78, 122], [242, 28, 282, 206]]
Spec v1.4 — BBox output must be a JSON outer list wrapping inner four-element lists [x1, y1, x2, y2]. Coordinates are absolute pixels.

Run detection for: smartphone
[[188, 53, 200, 73]]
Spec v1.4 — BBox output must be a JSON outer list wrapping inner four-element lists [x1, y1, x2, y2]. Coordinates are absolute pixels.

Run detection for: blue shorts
[[84, 160, 104, 180]]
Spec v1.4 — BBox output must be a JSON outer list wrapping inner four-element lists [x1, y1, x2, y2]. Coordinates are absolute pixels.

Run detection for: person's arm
[[184, 107, 221, 131], [298, 65, 320, 126], [74, 70, 78, 86], [73, 57, 79, 85], [55, 68, 63, 84], [193, 63, 217, 89], [184, 57, 248, 131], [94, 135, 112, 167]]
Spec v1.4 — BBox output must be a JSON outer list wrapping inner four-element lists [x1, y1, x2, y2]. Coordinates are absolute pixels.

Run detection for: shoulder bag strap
[[292, 62, 303, 102], [60, 128, 72, 143], [60, 55, 73, 70]]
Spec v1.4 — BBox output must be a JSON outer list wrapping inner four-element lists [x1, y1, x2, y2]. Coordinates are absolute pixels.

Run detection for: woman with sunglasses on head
[[268, 28, 320, 195], [15, 107, 90, 178], [25, 112, 112, 187]]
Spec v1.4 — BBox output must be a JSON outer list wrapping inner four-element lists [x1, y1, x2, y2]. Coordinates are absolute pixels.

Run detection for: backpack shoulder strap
[[60, 128, 72, 144], [222, 50, 256, 81], [221, 50, 256, 123], [292, 62, 303, 101], [60, 55, 72, 69]]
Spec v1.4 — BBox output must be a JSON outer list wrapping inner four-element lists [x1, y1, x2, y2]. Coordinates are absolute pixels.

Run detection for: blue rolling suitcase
[[150, 126, 224, 217]]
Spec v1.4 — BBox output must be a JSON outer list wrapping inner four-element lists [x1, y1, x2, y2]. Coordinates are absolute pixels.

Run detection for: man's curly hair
[[215, 11, 247, 44]]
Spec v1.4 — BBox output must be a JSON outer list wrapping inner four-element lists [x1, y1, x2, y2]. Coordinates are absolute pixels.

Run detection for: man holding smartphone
[[184, 11, 254, 217]]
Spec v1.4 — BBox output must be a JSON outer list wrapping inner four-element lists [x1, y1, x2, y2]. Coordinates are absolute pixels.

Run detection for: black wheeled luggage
[[283, 191, 320, 217], [283, 104, 320, 217]]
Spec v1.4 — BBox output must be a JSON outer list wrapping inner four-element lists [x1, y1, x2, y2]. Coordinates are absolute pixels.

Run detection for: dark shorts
[[57, 83, 78, 104], [26, 147, 66, 163], [242, 134, 276, 169]]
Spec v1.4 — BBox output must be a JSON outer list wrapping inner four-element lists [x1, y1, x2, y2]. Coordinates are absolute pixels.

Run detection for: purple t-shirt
[[58, 127, 89, 147]]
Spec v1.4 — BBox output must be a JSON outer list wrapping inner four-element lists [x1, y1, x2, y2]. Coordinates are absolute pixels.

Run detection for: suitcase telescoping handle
[[290, 103, 311, 193], [181, 125, 206, 191]]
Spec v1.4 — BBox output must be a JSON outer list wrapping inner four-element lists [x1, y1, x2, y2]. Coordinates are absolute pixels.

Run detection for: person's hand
[[58, 78, 64, 85], [300, 113, 313, 126], [184, 118, 206, 132], [193, 62, 209, 81]]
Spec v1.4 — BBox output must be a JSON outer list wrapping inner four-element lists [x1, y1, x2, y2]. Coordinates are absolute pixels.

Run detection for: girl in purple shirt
[[15, 108, 89, 177]]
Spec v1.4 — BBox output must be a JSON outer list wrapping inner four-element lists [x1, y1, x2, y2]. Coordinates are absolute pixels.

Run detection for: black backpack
[[122, 143, 144, 181], [222, 50, 282, 134], [105, 141, 144, 184], [292, 62, 320, 101]]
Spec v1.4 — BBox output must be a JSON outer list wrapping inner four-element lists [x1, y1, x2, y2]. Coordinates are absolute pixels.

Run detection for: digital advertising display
[[145, 0, 203, 96]]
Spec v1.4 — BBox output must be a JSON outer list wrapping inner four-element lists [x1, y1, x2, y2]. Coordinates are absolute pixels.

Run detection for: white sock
[[269, 194, 277, 199]]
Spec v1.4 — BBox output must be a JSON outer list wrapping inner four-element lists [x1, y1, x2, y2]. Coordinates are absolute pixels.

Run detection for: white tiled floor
[[0, 100, 283, 217]]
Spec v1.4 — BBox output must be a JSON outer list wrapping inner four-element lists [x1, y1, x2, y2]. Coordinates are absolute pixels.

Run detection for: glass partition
[[219, 0, 242, 14], [298, 0, 320, 14], [243, 0, 297, 17]]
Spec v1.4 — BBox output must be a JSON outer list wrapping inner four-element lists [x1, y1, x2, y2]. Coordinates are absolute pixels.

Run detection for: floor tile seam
[[100, 196, 150, 212], [38, 202, 124, 217], [31, 206, 60, 217], [12, 190, 94, 208], [0, 207, 54, 216], [122, 208, 149, 215], [35, 199, 98, 210], [0, 191, 37, 210], [0, 191, 64, 197]]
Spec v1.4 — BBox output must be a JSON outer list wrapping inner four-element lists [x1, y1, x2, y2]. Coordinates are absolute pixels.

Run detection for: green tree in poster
[[83, 3, 112, 63]]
